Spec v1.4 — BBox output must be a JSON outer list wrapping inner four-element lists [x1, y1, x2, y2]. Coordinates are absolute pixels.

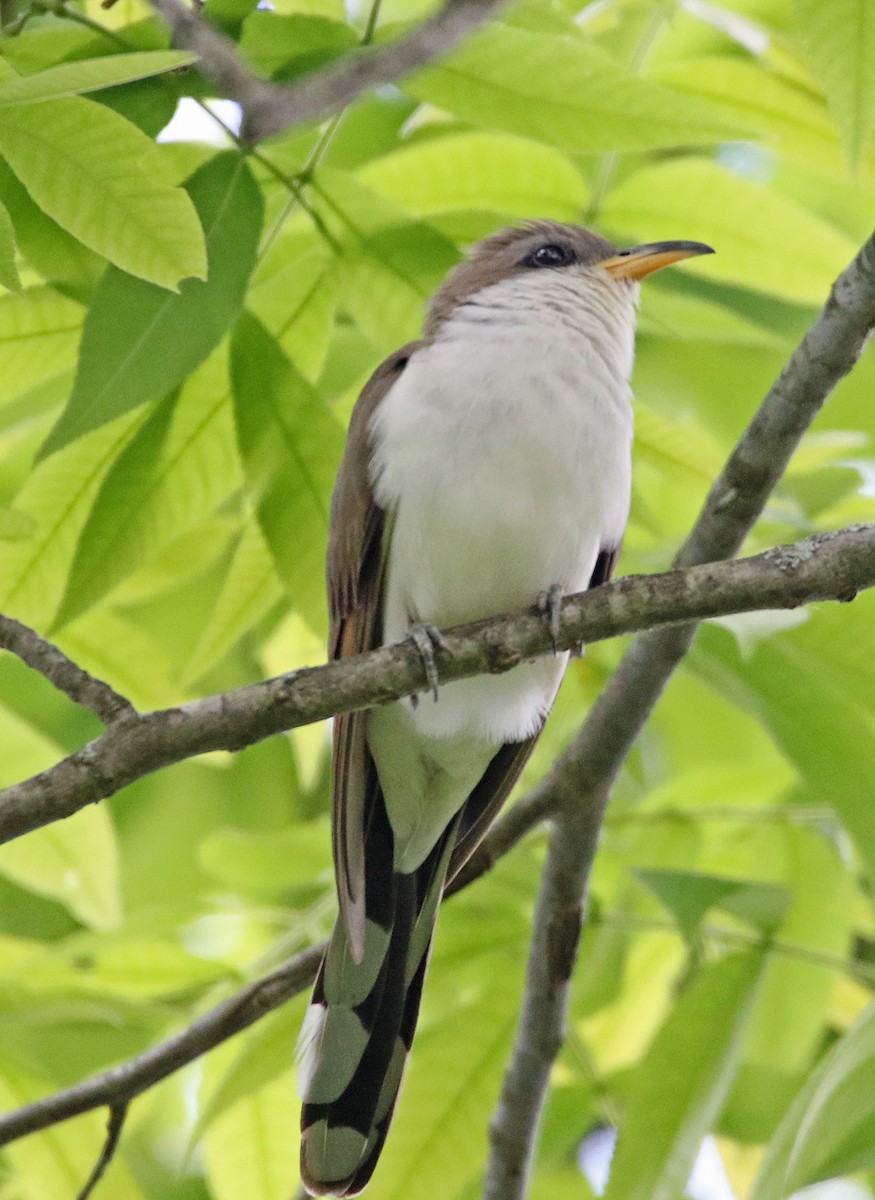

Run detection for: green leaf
[[41, 153, 262, 458], [602, 158, 856, 305], [238, 11, 357, 78], [531, 1166, 598, 1200], [230, 313, 343, 632], [335, 219, 458, 348], [0, 807, 122, 930], [21, 933, 232, 999], [308, 169, 459, 348], [371, 980, 523, 1199], [0, 96, 206, 289], [0, 706, 121, 928], [0, 199, 20, 292], [793, 0, 875, 166], [198, 818, 332, 892], [0, 287, 83, 403], [405, 23, 742, 153], [638, 285, 787, 349], [56, 393, 178, 622], [0, 507, 36, 540], [202, 1070, 301, 1200], [0, 51, 197, 106], [57, 343, 239, 626], [695, 606, 875, 884], [0, 410, 146, 628], [650, 57, 850, 178], [56, 608, 178, 711], [637, 869, 789, 939], [183, 514, 284, 683], [355, 131, 588, 220], [740, 828, 853, 1081], [195, 999, 307, 1140], [634, 401, 724, 483], [248, 240, 336, 380], [0, 23, 98, 76], [604, 951, 764, 1200], [0, 158, 103, 293], [752, 999, 875, 1199]]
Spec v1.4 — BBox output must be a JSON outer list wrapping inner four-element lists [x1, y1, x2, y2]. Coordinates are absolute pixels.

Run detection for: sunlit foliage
[[0, 0, 873, 1196]]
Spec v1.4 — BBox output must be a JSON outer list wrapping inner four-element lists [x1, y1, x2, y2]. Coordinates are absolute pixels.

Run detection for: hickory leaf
[[40, 153, 261, 459], [0, 96, 205, 289], [0, 52, 196, 107], [604, 952, 764, 1200], [0, 200, 19, 291], [603, 159, 855, 305], [793, 0, 875, 167], [57, 345, 239, 626], [355, 131, 588, 220], [230, 313, 342, 633], [752, 999, 875, 1198], [405, 23, 743, 153]]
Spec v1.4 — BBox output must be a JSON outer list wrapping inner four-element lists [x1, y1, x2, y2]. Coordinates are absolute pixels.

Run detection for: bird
[[297, 221, 713, 1196]]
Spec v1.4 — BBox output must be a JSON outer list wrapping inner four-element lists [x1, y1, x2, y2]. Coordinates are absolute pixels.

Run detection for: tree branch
[[1, 526, 874, 847], [0, 944, 326, 1147], [147, 0, 507, 144], [0, 526, 873, 1153], [76, 1103, 128, 1200], [0, 613, 135, 726], [483, 230, 875, 1200]]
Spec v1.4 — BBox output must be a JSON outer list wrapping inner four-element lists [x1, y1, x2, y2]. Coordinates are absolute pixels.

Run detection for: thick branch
[[483, 230, 875, 1200], [1, 526, 873, 847], [0, 614, 135, 726], [148, 0, 506, 143]]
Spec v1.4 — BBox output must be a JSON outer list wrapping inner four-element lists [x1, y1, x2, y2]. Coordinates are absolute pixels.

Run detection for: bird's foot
[[408, 623, 449, 703], [537, 584, 564, 653]]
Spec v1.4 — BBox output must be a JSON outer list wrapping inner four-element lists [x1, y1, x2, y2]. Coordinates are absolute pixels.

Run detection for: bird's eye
[[525, 243, 575, 269]]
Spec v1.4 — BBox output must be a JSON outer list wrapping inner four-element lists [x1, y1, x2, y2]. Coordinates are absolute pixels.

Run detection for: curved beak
[[600, 240, 714, 281]]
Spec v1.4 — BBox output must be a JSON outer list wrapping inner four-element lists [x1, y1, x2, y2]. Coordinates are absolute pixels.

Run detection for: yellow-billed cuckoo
[[297, 221, 713, 1195]]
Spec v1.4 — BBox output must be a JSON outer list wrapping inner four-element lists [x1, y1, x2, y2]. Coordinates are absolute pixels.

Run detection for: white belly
[[370, 312, 633, 743]]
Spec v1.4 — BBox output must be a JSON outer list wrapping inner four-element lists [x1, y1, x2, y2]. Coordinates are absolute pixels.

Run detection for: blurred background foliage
[[0, 0, 874, 1196]]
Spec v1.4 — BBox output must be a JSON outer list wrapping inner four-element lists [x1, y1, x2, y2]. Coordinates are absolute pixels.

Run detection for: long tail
[[298, 791, 456, 1197]]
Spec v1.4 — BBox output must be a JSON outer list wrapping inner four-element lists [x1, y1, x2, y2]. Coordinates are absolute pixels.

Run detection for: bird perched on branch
[[297, 221, 713, 1196]]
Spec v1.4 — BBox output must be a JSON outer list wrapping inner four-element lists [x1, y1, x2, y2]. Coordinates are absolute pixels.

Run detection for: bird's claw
[[537, 584, 564, 653], [408, 623, 448, 703]]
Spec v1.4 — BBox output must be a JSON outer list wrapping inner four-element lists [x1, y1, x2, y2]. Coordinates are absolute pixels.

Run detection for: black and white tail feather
[[298, 779, 458, 1196]]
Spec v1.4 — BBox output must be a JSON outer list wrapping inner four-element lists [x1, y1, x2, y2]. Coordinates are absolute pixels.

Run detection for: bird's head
[[425, 220, 714, 352]]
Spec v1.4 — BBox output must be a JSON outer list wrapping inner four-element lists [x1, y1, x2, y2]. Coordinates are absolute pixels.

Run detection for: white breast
[[370, 270, 637, 743]]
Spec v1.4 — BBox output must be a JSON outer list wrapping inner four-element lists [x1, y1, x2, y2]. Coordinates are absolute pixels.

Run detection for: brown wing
[[445, 733, 541, 886], [328, 342, 421, 960], [445, 541, 624, 888]]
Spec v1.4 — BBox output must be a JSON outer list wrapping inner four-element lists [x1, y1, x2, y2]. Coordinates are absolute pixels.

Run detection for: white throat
[[433, 269, 639, 398]]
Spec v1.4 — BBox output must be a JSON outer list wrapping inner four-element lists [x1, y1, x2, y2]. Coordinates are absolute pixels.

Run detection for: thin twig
[[146, 0, 508, 144], [0, 944, 326, 1147], [0, 614, 135, 726], [76, 1103, 128, 1200], [483, 229, 875, 1200], [1, 526, 874, 846]]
